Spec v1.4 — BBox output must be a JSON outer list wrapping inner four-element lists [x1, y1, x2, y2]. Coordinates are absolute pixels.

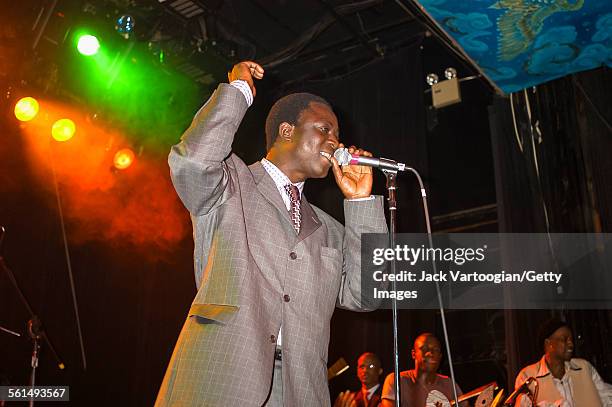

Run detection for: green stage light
[[77, 34, 100, 56]]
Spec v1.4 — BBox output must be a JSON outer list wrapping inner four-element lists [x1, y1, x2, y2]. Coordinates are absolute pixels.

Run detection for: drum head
[[474, 384, 495, 407], [426, 389, 451, 407]]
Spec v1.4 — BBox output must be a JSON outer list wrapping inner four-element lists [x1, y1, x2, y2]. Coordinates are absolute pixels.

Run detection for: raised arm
[[168, 61, 264, 215]]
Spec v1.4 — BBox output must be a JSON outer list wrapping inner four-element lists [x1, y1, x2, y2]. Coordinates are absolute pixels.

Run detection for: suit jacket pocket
[[188, 303, 239, 324], [320, 246, 342, 261], [320, 246, 343, 284]]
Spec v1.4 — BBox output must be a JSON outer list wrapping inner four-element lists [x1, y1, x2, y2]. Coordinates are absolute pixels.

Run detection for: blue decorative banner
[[416, 0, 612, 93]]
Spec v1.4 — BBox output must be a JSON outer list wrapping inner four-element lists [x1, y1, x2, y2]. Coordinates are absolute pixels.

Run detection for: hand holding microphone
[[330, 144, 374, 199], [328, 144, 408, 198], [333, 147, 406, 172]]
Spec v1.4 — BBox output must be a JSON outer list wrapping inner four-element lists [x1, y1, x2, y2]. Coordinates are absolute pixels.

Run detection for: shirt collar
[[536, 355, 582, 378], [261, 158, 304, 194], [365, 384, 380, 400]]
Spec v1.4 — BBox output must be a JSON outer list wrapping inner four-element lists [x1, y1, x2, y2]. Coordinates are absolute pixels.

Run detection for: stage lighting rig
[[426, 67, 462, 109]]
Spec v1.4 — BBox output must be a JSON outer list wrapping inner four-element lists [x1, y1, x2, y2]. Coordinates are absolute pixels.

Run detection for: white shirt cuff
[[347, 195, 375, 202], [230, 80, 253, 107]]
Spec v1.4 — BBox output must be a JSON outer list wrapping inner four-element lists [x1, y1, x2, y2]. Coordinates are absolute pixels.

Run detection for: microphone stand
[[337, 149, 459, 407], [382, 169, 401, 407], [0, 232, 65, 405], [28, 317, 42, 407], [382, 167, 460, 407], [0, 325, 21, 337]]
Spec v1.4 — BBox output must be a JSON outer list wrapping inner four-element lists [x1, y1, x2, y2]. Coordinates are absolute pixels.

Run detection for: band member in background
[[514, 318, 612, 406], [156, 60, 387, 406], [335, 352, 384, 407], [381, 333, 467, 407]]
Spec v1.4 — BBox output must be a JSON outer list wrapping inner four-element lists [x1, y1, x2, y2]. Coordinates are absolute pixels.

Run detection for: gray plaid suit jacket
[[156, 84, 387, 406]]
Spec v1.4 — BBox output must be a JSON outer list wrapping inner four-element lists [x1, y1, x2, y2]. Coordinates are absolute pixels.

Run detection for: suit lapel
[[297, 194, 321, 243], [251, 162, 293, 225], [250, 161, 321, 244]]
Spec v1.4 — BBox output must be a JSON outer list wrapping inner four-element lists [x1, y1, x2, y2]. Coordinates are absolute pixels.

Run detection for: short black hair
[[537, 317, 570, 349], [358, 352, 382, 368], [264, 92, 332, 151], [413, 332, 438, 349]]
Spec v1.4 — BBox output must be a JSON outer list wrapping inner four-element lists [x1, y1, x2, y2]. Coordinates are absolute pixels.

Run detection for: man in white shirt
[[514, 318, 612, 407]]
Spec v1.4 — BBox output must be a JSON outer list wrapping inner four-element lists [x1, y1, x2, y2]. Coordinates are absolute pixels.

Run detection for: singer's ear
[[278, 122, 294, 142]]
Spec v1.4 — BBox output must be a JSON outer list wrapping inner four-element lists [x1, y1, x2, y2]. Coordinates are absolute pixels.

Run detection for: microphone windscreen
[[333, 148, 352, 166]]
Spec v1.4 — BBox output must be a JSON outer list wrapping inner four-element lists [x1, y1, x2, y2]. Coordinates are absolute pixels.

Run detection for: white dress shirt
[[518, 357, 612, 407]]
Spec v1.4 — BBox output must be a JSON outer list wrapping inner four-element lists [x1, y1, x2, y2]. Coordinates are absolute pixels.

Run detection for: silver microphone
[[333, 148, 406, 172], [503, 377, 536, 406]]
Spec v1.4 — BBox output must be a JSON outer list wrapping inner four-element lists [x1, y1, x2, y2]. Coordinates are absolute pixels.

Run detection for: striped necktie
[[284, 184, 301, 234]]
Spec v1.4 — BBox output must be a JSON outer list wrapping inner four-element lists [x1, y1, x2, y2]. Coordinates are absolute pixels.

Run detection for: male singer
[[156, 61, 387, 406]]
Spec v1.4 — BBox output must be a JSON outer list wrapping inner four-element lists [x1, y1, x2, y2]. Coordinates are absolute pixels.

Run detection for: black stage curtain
[[488, 67, 612, 389]]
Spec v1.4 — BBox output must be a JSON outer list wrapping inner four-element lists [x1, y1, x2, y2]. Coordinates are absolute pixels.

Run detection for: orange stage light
[[51, 119, 76, 141], [113, 148, 135, 170], [14, 97, 40, 122]]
